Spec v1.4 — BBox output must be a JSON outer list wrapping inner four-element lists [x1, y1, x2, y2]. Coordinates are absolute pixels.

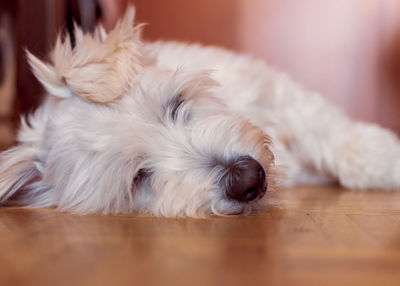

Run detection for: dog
[[0, 7, 399, 217]]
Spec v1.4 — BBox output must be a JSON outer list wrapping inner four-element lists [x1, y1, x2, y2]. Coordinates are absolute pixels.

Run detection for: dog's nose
[[224, 156, 266, 202]]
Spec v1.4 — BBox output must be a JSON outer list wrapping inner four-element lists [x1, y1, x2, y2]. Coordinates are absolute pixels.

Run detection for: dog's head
[[0, 7, 275, 217]]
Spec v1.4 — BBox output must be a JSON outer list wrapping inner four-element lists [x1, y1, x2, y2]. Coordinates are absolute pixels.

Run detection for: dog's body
[[0, 8, 399, 217], [147, 41, 400, 188]]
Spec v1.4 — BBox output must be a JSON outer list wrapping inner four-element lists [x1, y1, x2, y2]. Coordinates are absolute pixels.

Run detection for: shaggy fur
[[0, 7, 399, 217]]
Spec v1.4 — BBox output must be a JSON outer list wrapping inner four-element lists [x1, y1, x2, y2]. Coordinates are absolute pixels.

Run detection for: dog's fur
[[0, 7, 399, 217]]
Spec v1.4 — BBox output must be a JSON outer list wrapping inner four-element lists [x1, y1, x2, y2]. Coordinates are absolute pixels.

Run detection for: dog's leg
[[331, 121, 400, 189], [273, 90, 400, 189]]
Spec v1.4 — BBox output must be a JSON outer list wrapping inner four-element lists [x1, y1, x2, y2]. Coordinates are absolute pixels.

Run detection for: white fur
[[0, 7, 399, 217], [27, 7, 142, 103]]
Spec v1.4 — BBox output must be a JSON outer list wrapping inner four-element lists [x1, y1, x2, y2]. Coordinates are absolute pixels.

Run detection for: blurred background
[[0, 0, 399, 148]]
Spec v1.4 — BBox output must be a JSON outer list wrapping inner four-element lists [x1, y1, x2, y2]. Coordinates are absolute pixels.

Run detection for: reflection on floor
[[1, 186, 400, 286]]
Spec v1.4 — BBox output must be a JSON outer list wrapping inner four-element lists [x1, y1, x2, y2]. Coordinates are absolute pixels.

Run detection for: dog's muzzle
[[222, 156, 267, 202]]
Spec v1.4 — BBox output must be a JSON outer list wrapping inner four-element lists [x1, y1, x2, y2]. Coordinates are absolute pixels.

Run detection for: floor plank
[[1, 186, 400, 286]]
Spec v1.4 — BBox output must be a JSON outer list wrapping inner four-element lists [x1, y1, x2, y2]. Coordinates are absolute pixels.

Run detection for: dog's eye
[[133, 168, 152, 187], [168, 94, 186, 122]]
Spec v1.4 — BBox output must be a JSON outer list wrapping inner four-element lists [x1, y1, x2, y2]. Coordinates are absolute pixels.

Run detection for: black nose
[[224, 156, 267, 202]]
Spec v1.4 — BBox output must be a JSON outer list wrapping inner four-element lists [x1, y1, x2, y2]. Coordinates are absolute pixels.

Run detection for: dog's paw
[[393, 160, 400, 189], [334, 123, 400, 189]]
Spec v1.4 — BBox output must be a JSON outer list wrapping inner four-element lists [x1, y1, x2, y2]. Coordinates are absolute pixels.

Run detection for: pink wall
[[126, 0, 400, 131]]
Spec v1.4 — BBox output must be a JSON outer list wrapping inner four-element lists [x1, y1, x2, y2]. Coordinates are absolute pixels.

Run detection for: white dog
[[0, 8, 399, 217]]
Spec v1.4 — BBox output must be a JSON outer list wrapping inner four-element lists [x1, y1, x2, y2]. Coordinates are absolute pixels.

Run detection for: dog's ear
[[27, 6, 143, 103], [0, 144, 41, 205]]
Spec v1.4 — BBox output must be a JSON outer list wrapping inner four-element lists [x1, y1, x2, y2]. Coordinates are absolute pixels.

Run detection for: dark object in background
[[0, 1, 16, 148], [0, 0, 100, 148], [15, 0, 100, 116]]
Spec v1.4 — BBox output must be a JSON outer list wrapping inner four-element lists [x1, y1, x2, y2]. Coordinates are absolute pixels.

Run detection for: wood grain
[[1, 186, 400, 286]]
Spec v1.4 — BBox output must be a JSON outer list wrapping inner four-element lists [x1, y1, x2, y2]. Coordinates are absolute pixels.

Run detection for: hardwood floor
[[1, 186, 400, 286]]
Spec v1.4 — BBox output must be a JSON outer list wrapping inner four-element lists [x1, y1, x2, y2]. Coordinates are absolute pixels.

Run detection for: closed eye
[[133, 168, 152, 187], [167, 94, 187, 122]]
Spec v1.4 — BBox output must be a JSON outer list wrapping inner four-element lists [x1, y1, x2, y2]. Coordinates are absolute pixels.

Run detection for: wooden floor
[[1, 186, 400, 286]]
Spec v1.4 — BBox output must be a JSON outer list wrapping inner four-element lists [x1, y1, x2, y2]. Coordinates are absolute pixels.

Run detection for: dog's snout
[[224, 156, 267, 202]]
